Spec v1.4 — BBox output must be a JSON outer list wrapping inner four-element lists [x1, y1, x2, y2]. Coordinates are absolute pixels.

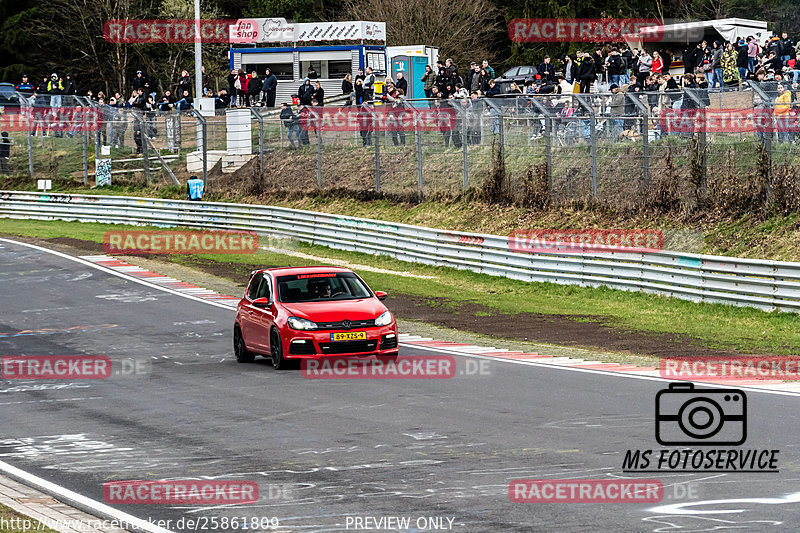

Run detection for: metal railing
[[9, 86, 800, 208], [1, 190, 799, 313]]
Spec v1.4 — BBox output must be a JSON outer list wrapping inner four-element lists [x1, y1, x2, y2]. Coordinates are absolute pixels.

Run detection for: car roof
[[257, 266, 354, 276]]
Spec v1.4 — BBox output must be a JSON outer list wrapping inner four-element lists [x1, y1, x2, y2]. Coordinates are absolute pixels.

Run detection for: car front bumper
[[283, 326, 398, 358]]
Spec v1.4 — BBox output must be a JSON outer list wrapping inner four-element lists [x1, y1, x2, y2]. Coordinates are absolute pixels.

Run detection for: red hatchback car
[[234, 266, 399, 369]]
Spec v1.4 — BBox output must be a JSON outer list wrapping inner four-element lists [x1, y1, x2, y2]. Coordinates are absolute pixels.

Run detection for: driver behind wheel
[[308, 278, 332, 299]]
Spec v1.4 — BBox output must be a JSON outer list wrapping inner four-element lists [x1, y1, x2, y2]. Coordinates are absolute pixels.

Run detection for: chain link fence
[[4, 86, 800, 209]]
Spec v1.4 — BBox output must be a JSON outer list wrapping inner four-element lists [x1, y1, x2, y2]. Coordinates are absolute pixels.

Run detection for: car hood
[[281, 298, 388, 322]]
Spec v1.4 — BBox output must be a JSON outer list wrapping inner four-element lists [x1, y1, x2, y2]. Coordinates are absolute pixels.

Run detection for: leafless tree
[[28, 0, 153, 95], [342, 0, 502, 69]]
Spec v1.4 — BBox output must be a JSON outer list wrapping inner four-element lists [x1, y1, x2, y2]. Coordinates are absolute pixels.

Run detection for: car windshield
[[276, 272, 372, 302]]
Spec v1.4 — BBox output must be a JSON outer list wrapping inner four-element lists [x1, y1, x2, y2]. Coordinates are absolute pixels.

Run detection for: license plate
[[331, 331, 367, 342]]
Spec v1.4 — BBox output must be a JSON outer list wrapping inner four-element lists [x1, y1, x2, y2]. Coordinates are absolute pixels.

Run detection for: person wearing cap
[[0, 132, 10, 175], [609, 83, 627, 139], [47, 73, 64, 108], [133, 70, 146, 91], [15, 75, 35, 95]]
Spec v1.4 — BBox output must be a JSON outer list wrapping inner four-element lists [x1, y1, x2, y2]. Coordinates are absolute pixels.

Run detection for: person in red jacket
[[236, 69, 250, 107], [651, 51, 664, 74]]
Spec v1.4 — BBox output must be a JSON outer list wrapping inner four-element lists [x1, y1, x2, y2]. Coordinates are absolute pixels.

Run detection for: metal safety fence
[[5, 85, 800, 208], [1, 190, 800, 313]]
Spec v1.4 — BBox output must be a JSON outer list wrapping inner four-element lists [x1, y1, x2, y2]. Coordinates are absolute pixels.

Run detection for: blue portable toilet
[[387, 45, 438, 100], [391, 56, 410, 92]]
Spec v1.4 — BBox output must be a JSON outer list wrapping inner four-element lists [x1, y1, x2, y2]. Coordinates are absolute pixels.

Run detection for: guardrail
[[1, 190, 797, 313]]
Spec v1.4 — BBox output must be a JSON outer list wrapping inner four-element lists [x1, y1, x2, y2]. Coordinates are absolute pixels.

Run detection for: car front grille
[[319, 340, 379, 355]]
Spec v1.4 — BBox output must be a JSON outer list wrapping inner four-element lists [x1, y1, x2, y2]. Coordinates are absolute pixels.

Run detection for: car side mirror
[[252, 297, 271, 308], [375, 291, 388, 301]]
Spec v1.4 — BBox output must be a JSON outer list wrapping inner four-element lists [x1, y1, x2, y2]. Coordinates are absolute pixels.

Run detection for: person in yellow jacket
[[774, 83, 792, 143], [46, 73, 64, 108]]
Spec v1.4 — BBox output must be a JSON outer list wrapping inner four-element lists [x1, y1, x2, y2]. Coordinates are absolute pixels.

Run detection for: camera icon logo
[[655, 382, 746, 446]]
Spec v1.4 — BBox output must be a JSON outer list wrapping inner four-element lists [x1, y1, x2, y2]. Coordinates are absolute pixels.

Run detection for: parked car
[[493, 66, 539, 92], [234, 266, 398, 369], [0, 82, 20, 109]]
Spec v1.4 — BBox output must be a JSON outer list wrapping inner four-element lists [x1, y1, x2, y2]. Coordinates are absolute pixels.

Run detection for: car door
[[518, 66, 533, 81], [252, 273, 277, 351], [240, 273, 266, 352]]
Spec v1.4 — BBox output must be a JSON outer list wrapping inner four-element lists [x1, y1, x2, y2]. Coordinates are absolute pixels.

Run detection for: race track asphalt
[[1, 238, 800, 532]]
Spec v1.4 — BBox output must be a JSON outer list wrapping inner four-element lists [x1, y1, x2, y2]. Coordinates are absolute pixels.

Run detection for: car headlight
[[374, 311, 392, 327], [288, 317, 318, 330]]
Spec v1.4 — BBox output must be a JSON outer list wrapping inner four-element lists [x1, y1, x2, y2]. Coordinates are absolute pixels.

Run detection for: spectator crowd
[[6, 29, 800, 153]]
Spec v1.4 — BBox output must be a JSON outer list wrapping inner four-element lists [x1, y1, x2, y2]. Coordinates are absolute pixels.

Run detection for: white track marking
[[0, 459, 173, 533], [396, 342, 800, 397], [0, 238, 233, 310]]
